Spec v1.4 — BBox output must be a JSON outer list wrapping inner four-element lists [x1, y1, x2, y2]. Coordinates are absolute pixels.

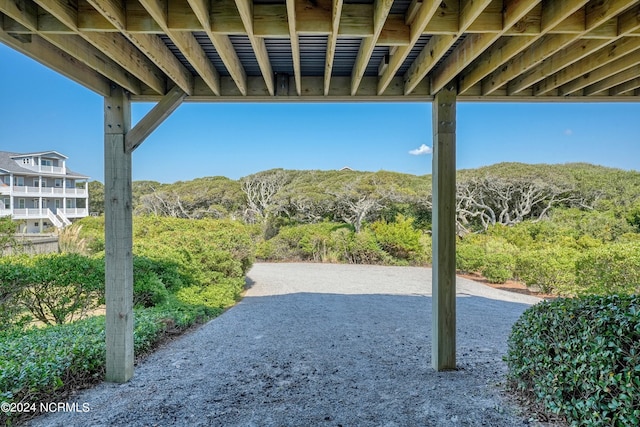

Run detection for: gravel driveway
[[28, 263, 544, 427]]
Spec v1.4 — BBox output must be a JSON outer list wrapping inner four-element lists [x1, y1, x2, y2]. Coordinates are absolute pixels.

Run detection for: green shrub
[[575, 244, 640, 295], [17, 254, 104, 325], [506, 295, 640, 426], [481, 253, 514, 284], [456, 243, 486, 273], [175, 277, 245, 309], [0, 299, 219, 425], [133, 217, 255, 285], [0, 257, 31, 331], [370, 214, 425, 263], [515, 248, 578, 294]]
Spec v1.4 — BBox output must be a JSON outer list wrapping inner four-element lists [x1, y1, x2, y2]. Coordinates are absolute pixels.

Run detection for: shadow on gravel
[[27, 292, 537, 427]]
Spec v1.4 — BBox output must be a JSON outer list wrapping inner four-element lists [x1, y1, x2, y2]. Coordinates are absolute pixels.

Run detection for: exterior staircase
[[57, 210, 72, 227], [46, 209, 63, 228]]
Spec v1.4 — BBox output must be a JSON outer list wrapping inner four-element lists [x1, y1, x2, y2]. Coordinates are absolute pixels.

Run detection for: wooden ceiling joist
[[323, 0, 342, 95], [234, 0, 274, 95], [350, 0, 394, 95], [0, 25, 110, 96], [0, 1, 143, 95], [1, 0, 638, 102], [187, 0, 247, 96], [429, 0, 542, 96], [137, 0, 220, 95], [83, 0, 193, 95], [404, 0, 494, 95]]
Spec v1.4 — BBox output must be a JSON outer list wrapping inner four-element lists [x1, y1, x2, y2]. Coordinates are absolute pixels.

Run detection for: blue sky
[[1, 43, 639, 184]]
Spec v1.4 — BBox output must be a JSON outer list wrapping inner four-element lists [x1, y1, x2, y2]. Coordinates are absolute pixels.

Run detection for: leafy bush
[[370, 214, 425, 263], [506, 295, 640, 426], [134, 217, 255, 285], [574, 244, 640, 295], [0, 258, 31, 332], [0, 299, 219, 425], [515, 248, 578, 294], [481, 252, 515, 284], [456, 243, 486, 274], [175, 277, 245, 309], [3, 254, 105, 326]]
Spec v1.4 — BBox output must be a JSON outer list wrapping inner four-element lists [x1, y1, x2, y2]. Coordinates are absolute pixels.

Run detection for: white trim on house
[[0, 150, 90, 233]]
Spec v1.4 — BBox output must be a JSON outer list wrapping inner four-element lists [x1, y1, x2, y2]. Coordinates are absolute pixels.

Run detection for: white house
[[0, 150, 89, 233]]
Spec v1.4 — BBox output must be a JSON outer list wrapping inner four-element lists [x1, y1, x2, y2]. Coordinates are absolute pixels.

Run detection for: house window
[[66, 180, 75, 188], [66, 199, 74, 208], [55, 200, 61, 209], [42, 199, 48, 209], [55, 179, 62, 187], [18, 199, 25, 209], [15, 177, 24, 186], [3, 198, 9, 209], [41, 179, 47, 187], [41, 159, 53, 166], [33, 179, 39, 187], [2, 176, 8, 185], [22, 158, 30, 165], [33, 199, 39, 209], [34, 222, 39, 227]]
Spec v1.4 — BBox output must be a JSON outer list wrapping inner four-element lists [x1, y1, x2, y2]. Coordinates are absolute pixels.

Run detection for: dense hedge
[[256, 216, 430, 266], [506, 295, 640, 426], [0, 299, 218, 426]]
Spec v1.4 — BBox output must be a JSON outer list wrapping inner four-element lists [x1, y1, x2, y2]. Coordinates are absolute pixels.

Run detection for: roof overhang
[[1, 0, 638, 103]]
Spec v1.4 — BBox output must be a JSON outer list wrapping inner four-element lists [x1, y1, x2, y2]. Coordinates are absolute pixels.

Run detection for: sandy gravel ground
[[27, 263, 545, 427]]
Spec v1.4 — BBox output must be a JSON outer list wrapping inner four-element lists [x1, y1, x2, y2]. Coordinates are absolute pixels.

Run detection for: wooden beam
[[286, 0, 301, 95], [186, 0, 247, 95], [535, 36, 640, 95], [351, 0, 393, 95], [324, 0, 343, 95], [509, 3, 640, 95], [234, 0, 274, 95], [377, 0, 441, 95], [0, 27, 110, 96], [404, 0, 493, 95], [432, 85, 457, 372], [583, 55, 640, 95], [104, 85, 134, 383], [609, 75, 640, 94], [480, 0, 631, 95], [0, 0, 143, 94], [138, 0, 219, 95], [83, 0, 194, 95], [507, 38, 611, 95], [429, 0, 542, 95], [125, 85, 186, 153], [34, 0, 170, 95]]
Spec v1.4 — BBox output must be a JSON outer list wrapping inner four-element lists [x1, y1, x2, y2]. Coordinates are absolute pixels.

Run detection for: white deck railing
[[10, 186, 87, 197]]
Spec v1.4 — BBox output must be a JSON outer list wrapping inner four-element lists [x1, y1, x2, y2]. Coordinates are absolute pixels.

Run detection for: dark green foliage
[[87, 181, 104, 215], [0, 254, 105, 326], [506, 295, 640, 426], [0, 299, 218, 425], [370, 214, 425, 263], [256, 218, 429, 266], [0, 217, 18, 251]]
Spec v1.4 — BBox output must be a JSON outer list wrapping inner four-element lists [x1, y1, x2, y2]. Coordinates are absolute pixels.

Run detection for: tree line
[[87, 162, 640, 236]]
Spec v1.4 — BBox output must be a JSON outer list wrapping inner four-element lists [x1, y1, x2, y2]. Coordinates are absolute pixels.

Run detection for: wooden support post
[[432, 85, 457, 371], [104, 85, 134, 383]]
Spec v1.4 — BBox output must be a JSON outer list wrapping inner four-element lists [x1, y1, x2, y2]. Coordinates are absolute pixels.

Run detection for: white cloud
[[409, 144, 432, 155]]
